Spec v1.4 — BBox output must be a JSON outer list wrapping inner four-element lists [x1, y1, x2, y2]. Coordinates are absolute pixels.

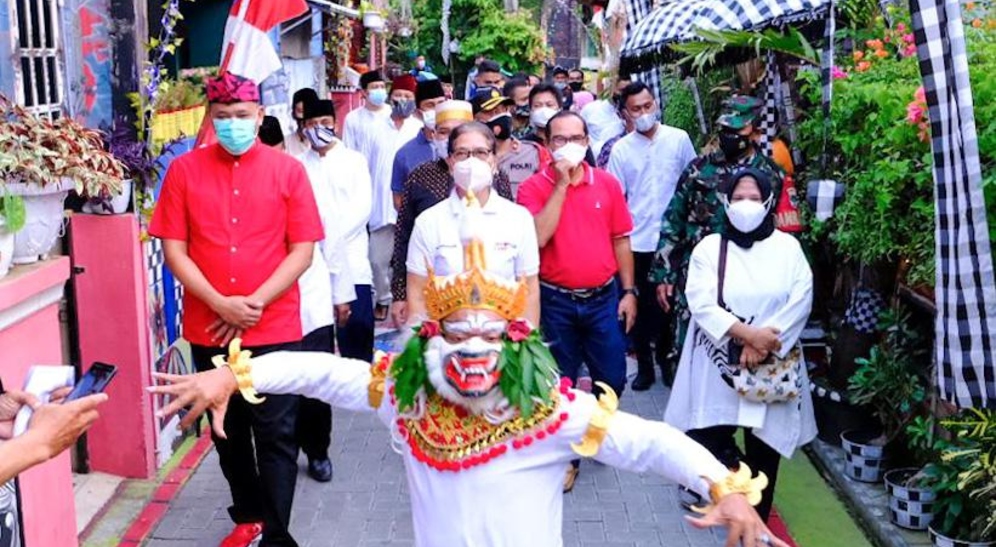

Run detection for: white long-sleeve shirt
[[342, 104, 391, 161], [248, 350, 731, 547], [606, 124, 696, 253], [302, 143, 374, 286], [665, 232, 817, 458], [368, 116, 423, 230], [297, 145, 358, 335]]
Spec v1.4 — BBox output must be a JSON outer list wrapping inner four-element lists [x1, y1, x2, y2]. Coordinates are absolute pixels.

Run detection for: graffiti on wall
[[63, 0, 113, 127]]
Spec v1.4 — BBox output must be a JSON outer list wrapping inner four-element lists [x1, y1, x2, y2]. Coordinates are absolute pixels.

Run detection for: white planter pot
[[363, 12, 384, 30], [0, 221, 14, 279], [82, 179, 133, 215], [6, 178, 72, 264]]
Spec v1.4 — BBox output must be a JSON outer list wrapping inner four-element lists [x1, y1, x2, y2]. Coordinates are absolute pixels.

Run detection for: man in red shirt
[[149, 73, 323, 547], [517, 110, 637, 492]]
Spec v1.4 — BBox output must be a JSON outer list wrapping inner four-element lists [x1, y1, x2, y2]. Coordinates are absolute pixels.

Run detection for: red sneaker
[[220, 522, 263, 547]]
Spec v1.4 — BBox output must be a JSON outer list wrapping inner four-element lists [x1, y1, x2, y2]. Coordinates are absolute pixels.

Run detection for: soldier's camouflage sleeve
[[650, 165, 695, 285]]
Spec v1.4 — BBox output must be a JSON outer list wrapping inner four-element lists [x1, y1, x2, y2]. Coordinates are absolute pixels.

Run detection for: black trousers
[[191, 341, 301, 547], [633, 252, 671, 376], [336, 284, 375, 362], [685, 425, 782, 522], [295, 326, 334, 461]]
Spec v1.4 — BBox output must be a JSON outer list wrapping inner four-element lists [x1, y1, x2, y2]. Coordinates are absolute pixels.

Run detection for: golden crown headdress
[[423, 191, 529, 321]]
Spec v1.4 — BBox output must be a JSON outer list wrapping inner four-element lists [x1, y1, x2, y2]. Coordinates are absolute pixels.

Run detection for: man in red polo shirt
[[149, 73, 323, 547], [517, 110, 637, 493]]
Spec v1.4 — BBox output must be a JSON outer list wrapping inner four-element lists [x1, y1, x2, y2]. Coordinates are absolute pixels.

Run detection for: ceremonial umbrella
[[620, 0, 832, 72]]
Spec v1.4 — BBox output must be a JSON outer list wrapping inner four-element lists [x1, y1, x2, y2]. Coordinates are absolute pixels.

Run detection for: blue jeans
[[539, 279, 628, 398]]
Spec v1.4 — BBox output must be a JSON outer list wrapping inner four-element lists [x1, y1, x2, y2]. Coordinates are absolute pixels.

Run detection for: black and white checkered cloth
[[757, 51, 780, 157], [844, 288, 887, 335], [912, 0, 996, 408], [806, 178, 845, 221], [623, 0, 664, 110], [620, 0, 833, 69]]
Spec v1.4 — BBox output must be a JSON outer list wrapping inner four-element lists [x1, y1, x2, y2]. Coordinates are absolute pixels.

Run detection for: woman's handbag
[[717, 237, 802, 403]]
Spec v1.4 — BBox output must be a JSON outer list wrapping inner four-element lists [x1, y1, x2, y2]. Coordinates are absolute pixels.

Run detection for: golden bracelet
[[368, 351, 390, 409], [692, 463, 768, 514], [211, 338, 266, 404], [571, 382, 619, 457]]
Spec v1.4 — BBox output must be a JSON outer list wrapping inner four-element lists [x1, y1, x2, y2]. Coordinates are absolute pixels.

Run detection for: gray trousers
[[368, 224, 394, 306]]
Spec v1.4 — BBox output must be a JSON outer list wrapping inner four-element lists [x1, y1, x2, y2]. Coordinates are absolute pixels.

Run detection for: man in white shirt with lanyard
[[607, 81, 696, 392], [295, 98, 362, 483]]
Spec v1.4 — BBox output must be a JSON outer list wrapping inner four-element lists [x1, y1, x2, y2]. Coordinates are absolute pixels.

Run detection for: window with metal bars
[[10, 0, 64, 118]]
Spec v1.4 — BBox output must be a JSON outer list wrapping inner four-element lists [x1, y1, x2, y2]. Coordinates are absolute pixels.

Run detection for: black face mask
[[486, 114, 513, 141], [719, 132, 750, 161], [514, 104, 530, 119], [569, 81, 583, 92]]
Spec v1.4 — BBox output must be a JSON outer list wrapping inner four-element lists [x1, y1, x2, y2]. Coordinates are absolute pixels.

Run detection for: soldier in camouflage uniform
[[650, 96, 785, 384]]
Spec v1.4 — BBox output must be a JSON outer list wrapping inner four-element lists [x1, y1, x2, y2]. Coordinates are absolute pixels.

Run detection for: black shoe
[[307, 458, 333, 482], [631, 374, 655, 391]]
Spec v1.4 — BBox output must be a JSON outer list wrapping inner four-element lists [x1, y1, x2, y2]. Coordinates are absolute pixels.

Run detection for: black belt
[[540, 279, 615, 300]]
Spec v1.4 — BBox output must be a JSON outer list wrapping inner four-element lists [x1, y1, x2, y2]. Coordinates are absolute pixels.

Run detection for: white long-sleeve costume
[[248, 351, 730, 547]]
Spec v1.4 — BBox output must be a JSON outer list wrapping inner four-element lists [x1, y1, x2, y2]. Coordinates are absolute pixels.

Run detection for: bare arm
[[525, 275, 540, 326], [406, 273, 429, 324], [613, 236, 637, 332]]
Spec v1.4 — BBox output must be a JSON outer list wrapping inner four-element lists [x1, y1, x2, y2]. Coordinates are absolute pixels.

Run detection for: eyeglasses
[[450, 148, 493, 161], [550, 135, 588, 147]]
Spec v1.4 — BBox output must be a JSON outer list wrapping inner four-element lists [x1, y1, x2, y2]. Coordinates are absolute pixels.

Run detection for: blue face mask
[[213, 117, 258, 156], [367, 88, 388, 107]]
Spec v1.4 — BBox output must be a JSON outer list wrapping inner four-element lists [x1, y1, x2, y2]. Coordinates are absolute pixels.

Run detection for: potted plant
[[0, 192, 25, 278], [924, 408, 996, 547], [883, 415, 940, 530], [844, 306, 928, 482], [360, 1, 386, 31], [82, 124, 159, 215], [0, 94, 125, 263]]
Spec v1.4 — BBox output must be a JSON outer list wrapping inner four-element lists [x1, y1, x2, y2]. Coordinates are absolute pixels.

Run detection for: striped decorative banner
[[911, 0, 996, 408]]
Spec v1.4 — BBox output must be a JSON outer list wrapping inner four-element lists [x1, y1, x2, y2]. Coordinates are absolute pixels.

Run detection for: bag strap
[[717, 237, 729, 309]]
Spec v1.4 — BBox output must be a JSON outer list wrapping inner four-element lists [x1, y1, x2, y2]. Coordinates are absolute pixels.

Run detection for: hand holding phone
[[63, 363, 118, 403]]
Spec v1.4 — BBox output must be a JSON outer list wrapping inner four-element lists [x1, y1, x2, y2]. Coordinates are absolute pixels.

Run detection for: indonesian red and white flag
[[221, 0, 308, 83], [196, 0, 308, 146]]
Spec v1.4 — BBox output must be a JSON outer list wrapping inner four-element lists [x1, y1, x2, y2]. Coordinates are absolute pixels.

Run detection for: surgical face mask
[[421, 108, 437, 129], [724, 196, 771, 233], [552, 142, 587, 168], [367, 88, 388, 106], [431, 137, 449, 159], [452, 157, 494, 194], [392, 99, 416, 118], [554, 82, 568, 91], [304, 125, 336, 150], [569, 81, 583, 92], [485, 113, 513, 141], [530, 106, 558, 129], [634, 110, 659, 133], [719, 131, 750, 160], [213, 117, 257, 156], [417, 59, 426, 69]]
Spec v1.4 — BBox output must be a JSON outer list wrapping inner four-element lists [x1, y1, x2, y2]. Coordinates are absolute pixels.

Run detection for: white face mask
[[530, 107, 558, 129], [431, 137, 448, 159], [421, 108, 437, 129], [724, 197, 771, 233], [452, 157, 493, 194], [552, 142, 587, 168], [634, 110, 659, 133]]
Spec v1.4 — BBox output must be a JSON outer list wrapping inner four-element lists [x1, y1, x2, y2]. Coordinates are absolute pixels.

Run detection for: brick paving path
[[146, 364, 727, 547]]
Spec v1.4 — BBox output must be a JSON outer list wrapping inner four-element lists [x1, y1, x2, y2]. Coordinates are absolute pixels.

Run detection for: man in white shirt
[[294, 99, 360, 483], [607, 81, 696, 392], [368, 74, 424, 320], [285, 87, 319, 159], [300, 100, 376, 365], [406, 122, 540, 326], [342, 70, 391, 160]]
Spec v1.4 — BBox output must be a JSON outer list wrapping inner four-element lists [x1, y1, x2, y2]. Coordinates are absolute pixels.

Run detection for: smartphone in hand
[[63, 362, 118, 403]]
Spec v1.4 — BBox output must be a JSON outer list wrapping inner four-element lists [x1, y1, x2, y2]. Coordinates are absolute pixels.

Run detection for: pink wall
[[0, 257, 77, 547], [70, 215, 156, 479]]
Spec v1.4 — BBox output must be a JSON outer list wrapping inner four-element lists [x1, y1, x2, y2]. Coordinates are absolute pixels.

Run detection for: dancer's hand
[[686, 494, 789, 547], [149, 368, 239, 439]]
